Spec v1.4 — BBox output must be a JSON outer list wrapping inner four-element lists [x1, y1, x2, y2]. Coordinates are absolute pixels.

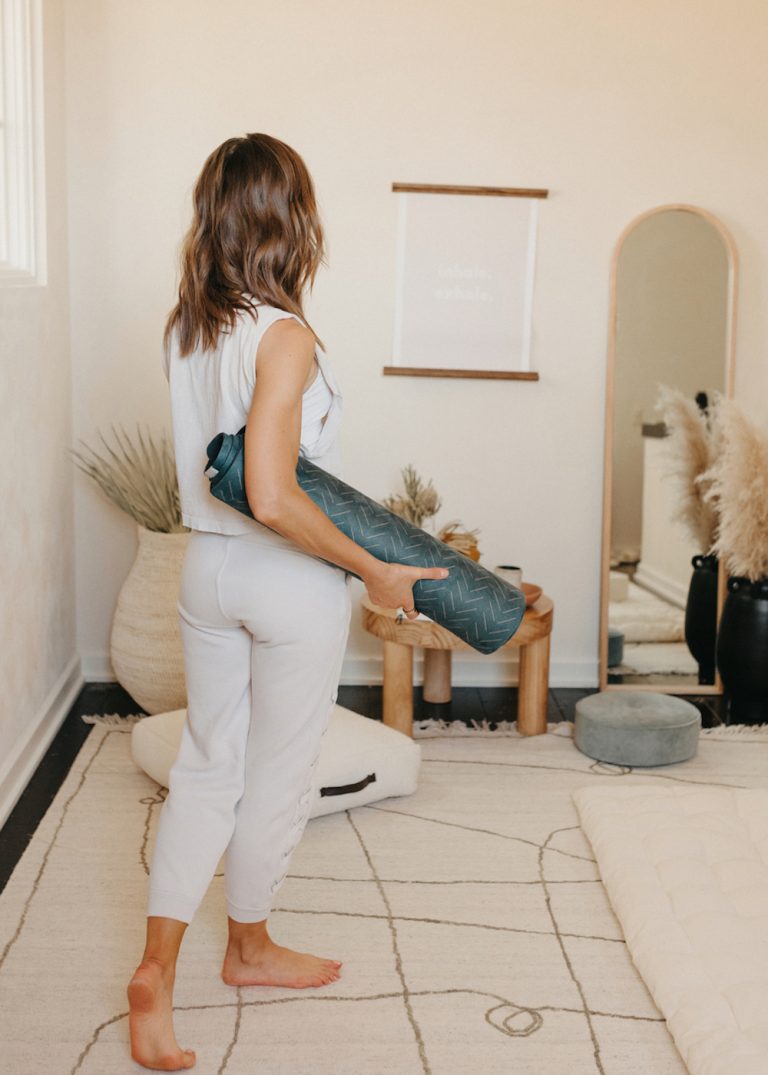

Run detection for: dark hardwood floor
[[0, 682, 726, 896]]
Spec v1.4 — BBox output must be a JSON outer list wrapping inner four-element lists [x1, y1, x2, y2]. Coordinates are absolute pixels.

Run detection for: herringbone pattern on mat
[[205, 427, 525, 655]]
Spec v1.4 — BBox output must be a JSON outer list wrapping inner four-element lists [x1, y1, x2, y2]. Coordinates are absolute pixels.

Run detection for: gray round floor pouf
[[574, 691, 701, 767]]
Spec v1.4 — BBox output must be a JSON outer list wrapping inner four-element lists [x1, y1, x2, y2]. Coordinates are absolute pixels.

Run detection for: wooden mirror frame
[[598, 203, 739, 694]]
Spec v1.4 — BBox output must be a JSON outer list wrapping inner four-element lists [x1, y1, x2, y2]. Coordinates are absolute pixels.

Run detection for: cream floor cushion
[[131, 705, 421, 818], [574, 784, 768, 1075]]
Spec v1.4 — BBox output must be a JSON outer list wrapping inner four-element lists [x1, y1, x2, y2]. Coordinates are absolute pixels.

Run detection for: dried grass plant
[[655, 383, 720, 552], [436, 519, 481, 559], [70, 424, 186, 534], [381, 463, 442, 530], [698, 397, 768, 581]]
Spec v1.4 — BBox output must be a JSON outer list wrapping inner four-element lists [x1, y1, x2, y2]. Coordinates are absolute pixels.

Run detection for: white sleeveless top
[[163, 301, 344, 535]]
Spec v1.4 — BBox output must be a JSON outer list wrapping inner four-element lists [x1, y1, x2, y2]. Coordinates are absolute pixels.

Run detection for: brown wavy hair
[[164, 133, 326, 357]]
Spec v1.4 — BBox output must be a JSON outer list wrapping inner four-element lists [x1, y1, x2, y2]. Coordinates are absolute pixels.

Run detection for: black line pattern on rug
[[420, 756, 751, 790], [357, 755, 701, 1066], [289, 873, 603, 885], [70, 989, 667, 1074], [138, 786, 166, 875], [355, 771, 678, 1066], [539, 826, 605, 1073], [346, 809, 431, 1073], [2, 725, 681, 1073], [268, 905, 625, 945], [69, 988, 244, 1075], [358, 789, 668, 1066], [361, 803, 598, 863], [0, 727, 113, 972], [218, 985, 243, 1075]]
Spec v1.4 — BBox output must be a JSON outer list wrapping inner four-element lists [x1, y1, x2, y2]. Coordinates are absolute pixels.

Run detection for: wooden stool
[[361, 593, 554, 738]]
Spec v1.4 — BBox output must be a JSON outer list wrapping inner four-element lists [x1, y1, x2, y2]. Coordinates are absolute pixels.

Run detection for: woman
[[125, 132, 449, 1071]]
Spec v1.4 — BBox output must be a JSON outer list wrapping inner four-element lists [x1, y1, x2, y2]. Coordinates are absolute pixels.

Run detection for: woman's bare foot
[[221, 925, 342, 988], [127, 958, 196, 1071]]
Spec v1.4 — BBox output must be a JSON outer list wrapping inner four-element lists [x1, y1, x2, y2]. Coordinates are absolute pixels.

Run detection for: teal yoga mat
[[205, 426, 526, 655]]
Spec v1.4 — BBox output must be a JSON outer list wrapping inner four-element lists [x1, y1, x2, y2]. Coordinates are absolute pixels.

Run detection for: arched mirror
[[599, 204, 738, 693]]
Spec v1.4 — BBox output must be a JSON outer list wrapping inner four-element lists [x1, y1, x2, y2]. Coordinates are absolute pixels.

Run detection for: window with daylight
[[0, 0, 45, 285]]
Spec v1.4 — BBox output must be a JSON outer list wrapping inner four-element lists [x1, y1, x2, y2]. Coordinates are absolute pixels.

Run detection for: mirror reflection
[[606, 208, 730, 688]]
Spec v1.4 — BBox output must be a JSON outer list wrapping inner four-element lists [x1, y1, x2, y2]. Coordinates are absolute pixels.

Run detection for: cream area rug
[[1, 718, 767, 1075]]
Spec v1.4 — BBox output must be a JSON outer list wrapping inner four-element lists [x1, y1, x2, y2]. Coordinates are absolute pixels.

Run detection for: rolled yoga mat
[[205, 426, 526, 655]]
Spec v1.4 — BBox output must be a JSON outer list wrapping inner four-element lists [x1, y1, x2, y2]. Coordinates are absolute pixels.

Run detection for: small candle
[[494, 564, 523, 588]]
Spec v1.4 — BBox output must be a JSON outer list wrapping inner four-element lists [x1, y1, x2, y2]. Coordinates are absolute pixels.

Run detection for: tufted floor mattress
[[574, 785, 768, 1075]]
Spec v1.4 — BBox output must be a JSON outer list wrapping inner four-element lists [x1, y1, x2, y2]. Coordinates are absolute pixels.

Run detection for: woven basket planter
[[110, 524, 190, 714]]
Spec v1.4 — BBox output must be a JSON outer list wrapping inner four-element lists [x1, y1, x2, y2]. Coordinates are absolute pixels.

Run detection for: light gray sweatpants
[[147, 524, 352, 924]]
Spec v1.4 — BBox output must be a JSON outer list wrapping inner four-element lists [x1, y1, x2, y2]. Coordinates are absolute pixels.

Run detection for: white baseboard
[[340, 656, 598, 688], [79, 653, 115, 682], [0, 654, 84, 830], [82, 651, 597, 693]]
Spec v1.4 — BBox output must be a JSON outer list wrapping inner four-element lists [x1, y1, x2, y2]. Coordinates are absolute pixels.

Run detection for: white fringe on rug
[[413, 718, 768, 740], [80, 712, 569, 737], [412, 717, 574, 738], [80, 712, 768, 741], [81, 712, 144, 729], [700, 722, 768, 740]]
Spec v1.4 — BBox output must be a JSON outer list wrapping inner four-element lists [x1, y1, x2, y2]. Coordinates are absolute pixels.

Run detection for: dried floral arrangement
[[381, 463, 442, 530], [655, 383, 721, 552], [436, 519, 481, 560], [698, 397, 768, 581], [70, 424, 186, 534]]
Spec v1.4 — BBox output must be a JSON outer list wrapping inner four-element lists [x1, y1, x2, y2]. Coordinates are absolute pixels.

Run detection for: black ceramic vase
[[684, 554, 719, 685], [716, 575, 768, 724]]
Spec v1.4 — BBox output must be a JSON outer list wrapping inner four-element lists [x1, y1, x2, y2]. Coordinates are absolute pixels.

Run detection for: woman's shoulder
[[238, 295, 301, 320], [236, 298, 309, 339]]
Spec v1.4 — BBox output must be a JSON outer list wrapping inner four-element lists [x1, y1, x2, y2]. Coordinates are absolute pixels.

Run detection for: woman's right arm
[[243, 318, 448, 618]]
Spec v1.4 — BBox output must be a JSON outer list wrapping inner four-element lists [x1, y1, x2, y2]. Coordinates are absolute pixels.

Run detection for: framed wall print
[[385, 182, 548, 381]]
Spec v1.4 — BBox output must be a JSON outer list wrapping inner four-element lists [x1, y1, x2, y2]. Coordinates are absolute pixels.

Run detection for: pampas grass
[[655, 384, 719, 552], [70, 424, 186, 534], [699, 397, 768, 581]]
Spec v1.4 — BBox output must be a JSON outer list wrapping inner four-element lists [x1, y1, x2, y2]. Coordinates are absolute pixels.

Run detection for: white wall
[[64, 0, 767, 690], [0, 0, 80, 824]]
